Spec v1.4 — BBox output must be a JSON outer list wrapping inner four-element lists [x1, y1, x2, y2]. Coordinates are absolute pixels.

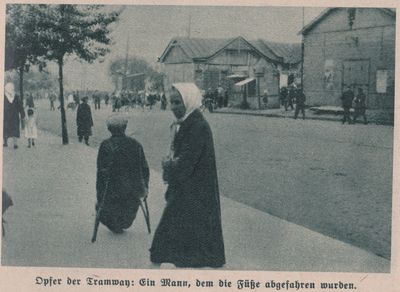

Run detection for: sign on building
[[376, 70, 388, 93]]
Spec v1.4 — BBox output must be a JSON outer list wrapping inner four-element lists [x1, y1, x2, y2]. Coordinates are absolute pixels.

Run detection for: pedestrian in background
[[294, 89, 306, 120], [49, 92, 56, 111], [73, 91, 80, 107], [280, 86, 288, 108], [93, 90, 101, 110], [25, 92, 35, 109], [263, 89, 269, 108], [150, 82, 225, 268], [223, 89, 229, 107], [353, 88, 368, 124], [25, 108, 38, 148], [341, 86, 354, 124], [286, 85, 295, 111], [104, 93, 110, 107], [76, 96, 93, 145], [160, 92, 167, 110], [96, 115, 150, 234], [3, 82, 25, 149]]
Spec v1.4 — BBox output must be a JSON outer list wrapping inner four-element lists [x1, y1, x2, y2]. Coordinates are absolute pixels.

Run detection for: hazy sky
[[59, 5, 324, 91]]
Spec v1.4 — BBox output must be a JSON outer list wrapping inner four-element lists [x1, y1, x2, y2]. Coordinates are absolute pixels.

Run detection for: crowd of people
[[340, 86, 368, 124], [202, 86, 229, 113], [1, 76, 371, 268], [3, 80, 226, 269], [279, 83, 368, 123], [279, 84, 307, 120]]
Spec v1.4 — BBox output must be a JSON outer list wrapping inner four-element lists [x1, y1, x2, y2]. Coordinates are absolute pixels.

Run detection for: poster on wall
[[324, 59, 334, 90], [376, 69, 388, 93], [279, 73, 288, 88]]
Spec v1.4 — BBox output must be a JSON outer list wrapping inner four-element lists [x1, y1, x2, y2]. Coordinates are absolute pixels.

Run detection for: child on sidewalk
[[25, 108, 38, 148]]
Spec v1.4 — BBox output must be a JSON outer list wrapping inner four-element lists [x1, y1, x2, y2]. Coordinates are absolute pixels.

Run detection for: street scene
[[1, 5, 395, 273]]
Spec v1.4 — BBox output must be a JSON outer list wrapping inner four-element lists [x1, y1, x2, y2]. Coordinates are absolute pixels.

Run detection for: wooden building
[[301, 8, 396, 109], [158, 36, 301, 108], [113, 71, 145, 93]]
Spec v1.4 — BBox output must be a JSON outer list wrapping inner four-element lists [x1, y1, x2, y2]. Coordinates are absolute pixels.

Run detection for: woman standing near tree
[[150, 83, 225, 268], [3, 82, 25, 149]]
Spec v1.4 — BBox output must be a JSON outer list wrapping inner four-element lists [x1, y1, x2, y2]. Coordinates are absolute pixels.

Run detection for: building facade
[[301, 8, 395, 109], [158, 36, 301, 108]]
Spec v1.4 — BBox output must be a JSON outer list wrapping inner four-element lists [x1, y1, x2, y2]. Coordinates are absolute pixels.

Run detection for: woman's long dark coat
[[96, 134, 150, 231], [3, 96, 25, 139], [76, 103, 93, 136], [150, 109, 225, 268]]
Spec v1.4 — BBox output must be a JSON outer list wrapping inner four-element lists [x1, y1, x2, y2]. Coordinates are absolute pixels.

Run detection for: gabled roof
[[299, 7, 396, 35], [158, 37, 234, 63], [159, 36, 301, 64], [251, 40, 302, 64]]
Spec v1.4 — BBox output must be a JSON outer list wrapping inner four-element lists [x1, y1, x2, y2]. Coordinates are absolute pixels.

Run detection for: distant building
[[113, 71, 145, 93], [301, 8, 395, 109], [158, 36, 301, 108]]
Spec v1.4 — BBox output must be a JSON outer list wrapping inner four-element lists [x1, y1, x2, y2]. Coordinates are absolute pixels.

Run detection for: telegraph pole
[[187, 14, 192, 38], [123, 35, 130, 89], [301, 7, 305, 90]]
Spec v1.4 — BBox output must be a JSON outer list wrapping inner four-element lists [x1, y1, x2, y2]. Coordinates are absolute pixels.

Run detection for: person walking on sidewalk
[[150, 83, 226, 268], [353, 88, 368, 124], [294, 89, 306, 120], [25, 92, 35, 109], [49, 92, 56, 111], [3, 82, 25, 149], [93, 90, 101, 110], [280, 86, 288, 109], [286, 85, 295, 111], [160, 92, 167, 110], [96, 115, 150, 234], [341, 86, 354, 124], [25, 108, 38, 148], [76, 96, 93, 145]]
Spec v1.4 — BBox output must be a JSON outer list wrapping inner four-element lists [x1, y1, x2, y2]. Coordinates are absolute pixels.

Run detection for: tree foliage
[[35, 4, 120, 144], [5, 4, 120, 144], [5, 4, 48, 102], [5, 5, 47, 71], [10, 70, 58, 94], [36, 4, 120, 64]]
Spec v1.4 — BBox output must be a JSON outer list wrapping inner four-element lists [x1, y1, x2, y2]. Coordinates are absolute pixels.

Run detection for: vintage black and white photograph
[[1, 2, 396, 275]]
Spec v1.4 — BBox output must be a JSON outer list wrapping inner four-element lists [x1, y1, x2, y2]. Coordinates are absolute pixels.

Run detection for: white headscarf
[[168, 83, 203, 158], [5, 82, 15, 103], [172, 83, 203, 122]]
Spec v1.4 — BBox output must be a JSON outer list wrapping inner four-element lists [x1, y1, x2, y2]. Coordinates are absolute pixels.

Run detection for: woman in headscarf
[[150, 83, 225, 268], [3, 82, 25, 149]]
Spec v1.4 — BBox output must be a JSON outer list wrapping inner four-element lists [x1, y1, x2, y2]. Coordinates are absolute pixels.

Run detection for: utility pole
[[123, 35, 130, 89], [187, 14, 191, 38], [301, 7, 305, 90]]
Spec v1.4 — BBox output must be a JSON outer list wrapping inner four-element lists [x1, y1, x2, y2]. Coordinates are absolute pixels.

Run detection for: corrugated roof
[[250, 40, 301, 63], [248, 39, 281, 62], [160, 37, 301, 64], [177, 37, 234, 59], [260, 41, 302, 64]]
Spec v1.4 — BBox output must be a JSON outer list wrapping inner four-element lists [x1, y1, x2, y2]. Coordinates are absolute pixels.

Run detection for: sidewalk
[[214, 106, 394, 125], [1, 130, 390, 272]]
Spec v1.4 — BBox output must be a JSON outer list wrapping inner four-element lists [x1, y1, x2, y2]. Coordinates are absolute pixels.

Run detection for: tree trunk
[[58, 57, 69, 144], [18, 66, 24, 106]]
